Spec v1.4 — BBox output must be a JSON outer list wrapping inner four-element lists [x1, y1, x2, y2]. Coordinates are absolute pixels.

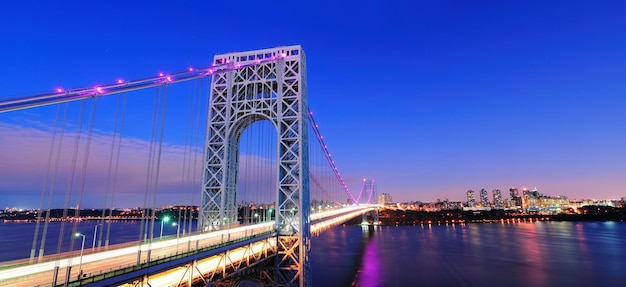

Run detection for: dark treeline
[[1, 206, 199, 221], [4, 206, 626, 223], [354, 206, 626, 225]]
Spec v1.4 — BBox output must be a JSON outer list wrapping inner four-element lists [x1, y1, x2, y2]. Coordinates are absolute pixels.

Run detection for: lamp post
[[254, 213, 259, 223], [75, 232, 86, 278], [92, 224, 101, 251], [160, 216, 170, 239], [172, 222, 180, 238]]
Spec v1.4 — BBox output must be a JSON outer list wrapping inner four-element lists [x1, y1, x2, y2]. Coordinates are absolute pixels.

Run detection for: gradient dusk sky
[[1, 0, 626, 208]]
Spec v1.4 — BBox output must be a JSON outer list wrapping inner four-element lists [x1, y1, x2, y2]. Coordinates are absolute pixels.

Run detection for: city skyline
[[1, 1, 626, 208]]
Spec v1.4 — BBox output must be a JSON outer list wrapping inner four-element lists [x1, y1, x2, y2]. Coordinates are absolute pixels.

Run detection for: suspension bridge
[[0, 46, 379, 287]]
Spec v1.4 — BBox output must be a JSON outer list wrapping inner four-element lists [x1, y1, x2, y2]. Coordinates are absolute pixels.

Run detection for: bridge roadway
[[0, 205, 373, 287]]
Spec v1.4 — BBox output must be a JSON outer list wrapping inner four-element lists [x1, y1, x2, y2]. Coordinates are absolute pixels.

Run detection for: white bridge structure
[[0, 46, 378, 287]]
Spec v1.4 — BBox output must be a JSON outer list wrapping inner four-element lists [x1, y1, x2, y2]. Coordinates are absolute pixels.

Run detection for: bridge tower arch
[[201, 45, 311, 286]]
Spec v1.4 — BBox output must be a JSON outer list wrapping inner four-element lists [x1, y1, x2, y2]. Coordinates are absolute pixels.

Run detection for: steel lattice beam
[[201, 45, 310, 286]]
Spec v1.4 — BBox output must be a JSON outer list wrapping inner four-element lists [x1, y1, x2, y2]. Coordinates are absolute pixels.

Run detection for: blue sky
[[1, 0, 625, 208]]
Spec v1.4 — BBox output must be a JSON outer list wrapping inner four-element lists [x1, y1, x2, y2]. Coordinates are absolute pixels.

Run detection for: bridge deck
[[0, 205, 374, 287]]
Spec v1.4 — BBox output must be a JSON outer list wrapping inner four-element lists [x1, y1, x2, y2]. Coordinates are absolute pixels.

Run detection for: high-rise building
[[493, 189, 504, 208], [480, 188, 489, 207], [509, 187, 522, 208], [378, 193, 392, 205], [466, 190, 476, 207]]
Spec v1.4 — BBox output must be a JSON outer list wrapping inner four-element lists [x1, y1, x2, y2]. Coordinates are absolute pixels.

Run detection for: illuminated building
[[493, 189, 504, 208], [466, 190, 476, 207], [509, 187, 522, 208], [480, 188, 489, 207], [378, 193, 392, 205], [522, 187, 569, 214]]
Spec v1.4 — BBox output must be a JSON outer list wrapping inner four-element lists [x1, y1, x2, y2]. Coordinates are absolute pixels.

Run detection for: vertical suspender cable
[[256, 119, 260, 216], [100, 93, 123, 247], [183, 80, 196, 235], [56, 99, 86, 259], [188, 77, 207, 234], [245, 118, 250, 223], [30, 104, 62, 263], [260, 120, 264, 220], [40, 103, 69, 261], [139, 86, 160, 250], [69, 98, 97, 256], [149, 84, 169, 240], [105, 92, 128, 247], [179, 84, 191, 235]]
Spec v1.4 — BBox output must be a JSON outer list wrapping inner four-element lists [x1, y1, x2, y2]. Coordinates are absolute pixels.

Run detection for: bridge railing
[[61, 230, 277, 287], [0, 230, 199, 270]]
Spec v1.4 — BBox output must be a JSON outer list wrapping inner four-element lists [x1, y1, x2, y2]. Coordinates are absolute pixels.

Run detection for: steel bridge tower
[[200, 46, 310, 286], [361, 179, 379, 224]]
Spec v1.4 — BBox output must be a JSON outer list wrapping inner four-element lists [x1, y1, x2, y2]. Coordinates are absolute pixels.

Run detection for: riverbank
[[353, 206, 626, 225]]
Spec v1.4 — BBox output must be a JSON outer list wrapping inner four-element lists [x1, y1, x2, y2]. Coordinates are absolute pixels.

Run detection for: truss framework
[[201, 46, 311, 286]]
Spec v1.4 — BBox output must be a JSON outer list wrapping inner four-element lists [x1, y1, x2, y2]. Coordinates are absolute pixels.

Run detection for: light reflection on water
[[312, 221, 626, 287], [2, 221, 625, 286]]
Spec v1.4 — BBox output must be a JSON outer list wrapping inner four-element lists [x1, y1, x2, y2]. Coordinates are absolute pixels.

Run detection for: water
[[2, 221, 625, 286], [311, 221, 626, 286], [0, 220, 193, 261]]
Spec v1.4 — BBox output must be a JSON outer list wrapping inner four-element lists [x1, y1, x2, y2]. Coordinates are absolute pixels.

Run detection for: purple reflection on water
[[357, 229, 381, 287]]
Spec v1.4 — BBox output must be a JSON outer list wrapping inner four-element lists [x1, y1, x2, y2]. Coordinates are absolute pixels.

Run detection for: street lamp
[[75, 232, 86, 278], [254, 213, 259, 223], [160, 216, 170, 238], [172, 222, 180, 238], [92, 224, 101, 251]]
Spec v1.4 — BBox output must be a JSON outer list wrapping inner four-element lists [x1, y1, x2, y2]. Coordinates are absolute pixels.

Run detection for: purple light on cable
[[189, 67, 194, 72], [280, 53, 287, 57], [159, 73, 164, 77], [166, 76, 172, 82], [208, 69, 213, 74], [236, 64, 241, 68], [256, 60, 261, 64], [117, 79, 124, 84], [95, 87, 103, 94], [56, 88, 63, 93]]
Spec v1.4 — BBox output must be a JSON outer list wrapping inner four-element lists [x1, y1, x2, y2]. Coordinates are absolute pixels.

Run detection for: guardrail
[[56, 230, 276, 287]]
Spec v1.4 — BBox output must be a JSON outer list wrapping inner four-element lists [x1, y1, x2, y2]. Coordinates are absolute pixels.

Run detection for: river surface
[[312, 221, 626, 287], [2, 221, 625, 286]]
